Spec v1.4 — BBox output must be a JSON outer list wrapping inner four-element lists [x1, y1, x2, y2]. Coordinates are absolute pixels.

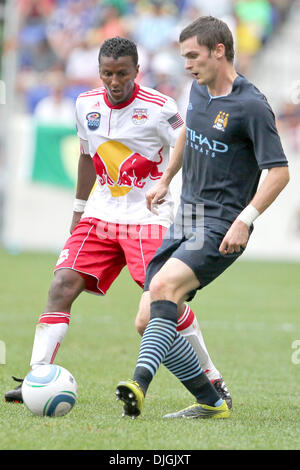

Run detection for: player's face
[[99, 55, 139, 105], [180, 35, 220, 86]]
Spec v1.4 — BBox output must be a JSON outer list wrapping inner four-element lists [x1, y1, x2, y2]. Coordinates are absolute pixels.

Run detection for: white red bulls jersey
[[75, 83, 184, 226]]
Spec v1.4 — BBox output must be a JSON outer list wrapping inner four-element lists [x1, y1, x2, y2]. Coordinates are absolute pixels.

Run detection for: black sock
[[183, 372, 221, 406]]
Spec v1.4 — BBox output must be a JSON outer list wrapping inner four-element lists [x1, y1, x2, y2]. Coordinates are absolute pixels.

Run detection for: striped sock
[[177, 304, 221, 381], [163, 334, 221, 406], [133, 300, 221, 406], [162, 331, 202, 382], [133, 300, 178, 393]]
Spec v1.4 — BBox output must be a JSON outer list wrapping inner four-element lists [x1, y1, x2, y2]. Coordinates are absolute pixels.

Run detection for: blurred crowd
[[2, 0, 298, 122], [0, 0, 300, 239]]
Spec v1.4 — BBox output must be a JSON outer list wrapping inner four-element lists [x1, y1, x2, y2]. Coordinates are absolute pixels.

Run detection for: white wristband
[[237, 204, 260, 227], [73, 198, 87, 213]]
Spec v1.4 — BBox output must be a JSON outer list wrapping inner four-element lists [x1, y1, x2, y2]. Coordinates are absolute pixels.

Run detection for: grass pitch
[[0, 249, 299, 450]]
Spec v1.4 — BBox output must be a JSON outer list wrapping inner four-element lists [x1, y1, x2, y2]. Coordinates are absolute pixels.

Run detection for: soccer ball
[[22, 364, 77, 417]]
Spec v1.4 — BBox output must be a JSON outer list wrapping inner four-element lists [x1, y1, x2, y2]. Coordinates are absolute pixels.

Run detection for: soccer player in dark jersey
[[116, 16, 289, 419]]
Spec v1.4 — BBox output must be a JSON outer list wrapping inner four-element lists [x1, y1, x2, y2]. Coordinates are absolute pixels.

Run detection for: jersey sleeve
[[243, 98, 288, 169], [158, 97, 184, 147], [75, 98, 90, 154]]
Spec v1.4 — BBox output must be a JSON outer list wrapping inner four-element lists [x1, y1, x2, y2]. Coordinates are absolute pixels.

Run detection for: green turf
[[0, 249, 299, 450]]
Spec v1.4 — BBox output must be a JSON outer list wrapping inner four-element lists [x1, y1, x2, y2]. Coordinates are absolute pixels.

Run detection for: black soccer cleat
[[4, 376, 24, 403], [212, 377, 232, 409], [115, 380, 145, 419]]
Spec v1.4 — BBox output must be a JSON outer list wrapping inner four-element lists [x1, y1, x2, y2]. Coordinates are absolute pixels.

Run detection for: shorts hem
[[54, 266, 105, 296]]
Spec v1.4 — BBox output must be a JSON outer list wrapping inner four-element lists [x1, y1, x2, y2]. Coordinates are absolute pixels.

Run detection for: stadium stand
[[0, 0, 299, 255], [3, 0, 297, 115]]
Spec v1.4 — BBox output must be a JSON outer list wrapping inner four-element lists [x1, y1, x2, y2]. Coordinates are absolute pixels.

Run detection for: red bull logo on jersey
[[92, 141, 163, 197], [132, 108, 148, 125], [117, 151, 163, 188]]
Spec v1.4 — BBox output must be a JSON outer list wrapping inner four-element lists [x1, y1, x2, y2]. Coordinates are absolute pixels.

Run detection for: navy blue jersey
[[181, 74, 288, 223]]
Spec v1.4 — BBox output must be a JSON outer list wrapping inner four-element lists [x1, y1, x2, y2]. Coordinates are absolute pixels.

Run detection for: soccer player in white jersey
[[5, 37, 231, 407]]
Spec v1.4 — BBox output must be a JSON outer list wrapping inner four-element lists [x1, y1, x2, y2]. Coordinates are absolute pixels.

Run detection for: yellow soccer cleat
[[163, 400, 230, 419], [115, 380, 145, 419]]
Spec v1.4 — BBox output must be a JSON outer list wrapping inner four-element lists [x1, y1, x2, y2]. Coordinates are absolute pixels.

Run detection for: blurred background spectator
[[33, 71, 75, 124], [234, 0, 273, 74], [277, 101, 300, 152]]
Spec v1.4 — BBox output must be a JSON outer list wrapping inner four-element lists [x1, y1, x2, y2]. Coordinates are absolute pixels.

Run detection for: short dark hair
[[179, 16, 234, 63], [98, 36, 138, 67]]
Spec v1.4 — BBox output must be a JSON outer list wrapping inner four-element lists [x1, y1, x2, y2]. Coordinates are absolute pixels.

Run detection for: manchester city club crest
[[213, 111, 229, 132], [132, 108, 148, 125], [86, 112, 101, 130]]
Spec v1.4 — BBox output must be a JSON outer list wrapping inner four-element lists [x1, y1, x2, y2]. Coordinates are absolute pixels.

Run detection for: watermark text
[[291, 339, 300, 365]]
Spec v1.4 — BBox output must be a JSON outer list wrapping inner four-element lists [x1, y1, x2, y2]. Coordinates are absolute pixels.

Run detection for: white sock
[[30, 312, 70, 369], [178, 304, 221, 381]]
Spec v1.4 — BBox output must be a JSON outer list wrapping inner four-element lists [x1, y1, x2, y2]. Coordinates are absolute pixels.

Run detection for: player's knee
[[149, 273, 174, 300], [48, 270, 85, 303], [149, 271, 189, 304]]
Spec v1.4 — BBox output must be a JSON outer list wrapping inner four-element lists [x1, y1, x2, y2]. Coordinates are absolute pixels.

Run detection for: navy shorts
[[144, 216, 249, 301]]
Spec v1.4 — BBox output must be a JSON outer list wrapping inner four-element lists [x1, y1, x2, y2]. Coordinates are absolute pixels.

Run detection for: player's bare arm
[[70, 153, 96, 233], [249, 166, 290, 214], [146, 125, 186, 213], [219, 166, 290, 254]]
